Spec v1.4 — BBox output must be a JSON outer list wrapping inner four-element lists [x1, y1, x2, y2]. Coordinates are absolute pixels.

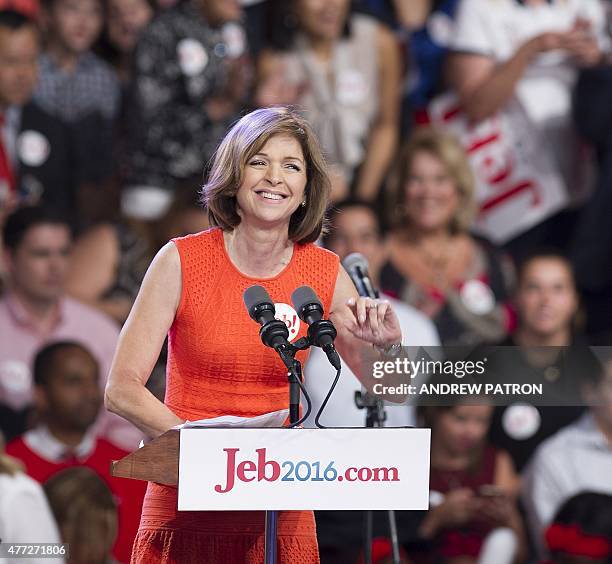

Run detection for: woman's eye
[[249, 160, 266, 166], [286, 163, 301, 171]]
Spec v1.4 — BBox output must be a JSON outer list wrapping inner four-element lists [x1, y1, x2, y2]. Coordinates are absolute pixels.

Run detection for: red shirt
[[7, 435, 146, 563]]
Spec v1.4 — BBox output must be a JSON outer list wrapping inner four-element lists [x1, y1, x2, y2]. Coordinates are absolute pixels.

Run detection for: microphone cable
[[314, 366, 342, 429]]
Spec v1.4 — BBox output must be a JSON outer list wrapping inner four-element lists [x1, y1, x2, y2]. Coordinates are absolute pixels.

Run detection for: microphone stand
[[355, 390, 401, 564], [265, 338, 310, 564]]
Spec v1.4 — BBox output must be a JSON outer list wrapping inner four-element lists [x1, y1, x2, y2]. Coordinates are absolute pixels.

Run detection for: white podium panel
[[178, 428, 430, 511]]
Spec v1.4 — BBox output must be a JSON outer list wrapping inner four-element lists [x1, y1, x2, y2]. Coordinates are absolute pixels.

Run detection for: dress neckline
[[216, 228, 298, 282]]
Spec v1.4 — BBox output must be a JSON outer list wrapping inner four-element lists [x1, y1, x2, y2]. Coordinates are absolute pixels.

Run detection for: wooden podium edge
[[110, 428, 179, 486]]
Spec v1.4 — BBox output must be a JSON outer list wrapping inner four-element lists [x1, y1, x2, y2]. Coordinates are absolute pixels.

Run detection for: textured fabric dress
[[131, 228, 339, 563]]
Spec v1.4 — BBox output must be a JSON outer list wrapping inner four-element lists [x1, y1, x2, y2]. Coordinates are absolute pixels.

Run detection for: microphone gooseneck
[[342, 252, 379, 299]]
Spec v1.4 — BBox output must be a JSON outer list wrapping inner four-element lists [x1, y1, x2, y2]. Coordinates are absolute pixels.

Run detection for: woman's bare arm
[[329, 267, 402, 380], [104, 242, 184, 438], [446, 32, 567, 123], [65, 224, 133, 323], [355, 25, 401, 200]]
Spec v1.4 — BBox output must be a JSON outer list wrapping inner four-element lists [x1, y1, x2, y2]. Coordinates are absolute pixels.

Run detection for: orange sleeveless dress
[[131, 228, 339, 564]]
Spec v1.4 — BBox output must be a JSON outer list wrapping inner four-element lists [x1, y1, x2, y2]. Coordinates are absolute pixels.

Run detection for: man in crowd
[[6, 341, 146, 563], [0, 205, 142, 448], [304, 199, 440, 562], [305, 198, 440, 428], [35, 0, 118, 216], [522, 353, 612, 557], [0, 9, 72, 219]]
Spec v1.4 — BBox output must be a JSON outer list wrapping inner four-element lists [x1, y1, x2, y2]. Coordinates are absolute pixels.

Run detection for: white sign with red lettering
[[178, 428, 430, 510], [428, 93, 568, 244]]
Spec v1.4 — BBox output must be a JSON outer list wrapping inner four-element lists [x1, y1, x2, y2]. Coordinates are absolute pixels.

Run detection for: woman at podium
[[105, 106, 402, 563]]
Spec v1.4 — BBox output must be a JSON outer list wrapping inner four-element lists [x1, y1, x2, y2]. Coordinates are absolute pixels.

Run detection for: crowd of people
[[0, 0, 612, 562]]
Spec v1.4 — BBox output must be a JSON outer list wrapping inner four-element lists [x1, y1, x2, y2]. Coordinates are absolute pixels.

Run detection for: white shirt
[[23, 426, 97, 463], [449, 0, 608, 186], [0, 470, 64, 564], [303, 296, 440, 428], [522, 412, 612, 554]]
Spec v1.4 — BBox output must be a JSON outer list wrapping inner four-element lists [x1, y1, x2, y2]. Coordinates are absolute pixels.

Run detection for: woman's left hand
[[343, 296, 402, 348]]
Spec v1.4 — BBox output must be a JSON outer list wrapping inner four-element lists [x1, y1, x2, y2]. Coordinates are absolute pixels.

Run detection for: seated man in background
[[6, 341, 146, 564], [34, 0, 119, 223], [34, 0, 120, 125], [522, 353, 612, 558], [305, 198, 440, 428], [0, 205, 142, 448], [304, 199, 440, 563], [0, 10, 73, 220]]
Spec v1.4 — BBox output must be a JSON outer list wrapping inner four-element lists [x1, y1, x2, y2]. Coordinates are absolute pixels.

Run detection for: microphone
[[291, 286, 341, 370], [342, 252, 379, 299], [243, 285, 292, 363]]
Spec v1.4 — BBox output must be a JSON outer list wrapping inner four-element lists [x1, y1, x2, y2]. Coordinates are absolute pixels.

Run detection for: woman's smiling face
[[404, 150, 460, 233], [236, 134, 307, 228]]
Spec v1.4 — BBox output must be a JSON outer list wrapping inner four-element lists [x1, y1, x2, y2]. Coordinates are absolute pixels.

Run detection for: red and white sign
[[428, 93, 568, 244], [178, 428, 430, 511]]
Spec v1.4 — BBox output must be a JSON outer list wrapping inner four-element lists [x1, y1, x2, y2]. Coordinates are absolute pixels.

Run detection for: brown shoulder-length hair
[[201, 106, 331, 244], [390, 127, 477, 233], [44, 467, 117, 562]]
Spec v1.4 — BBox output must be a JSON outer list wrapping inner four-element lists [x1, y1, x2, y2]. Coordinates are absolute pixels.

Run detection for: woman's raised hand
[[343, 296, 402, 349]]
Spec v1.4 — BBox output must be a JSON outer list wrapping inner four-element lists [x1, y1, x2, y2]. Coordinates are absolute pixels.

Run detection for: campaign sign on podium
[[178, 428, 430, 511]]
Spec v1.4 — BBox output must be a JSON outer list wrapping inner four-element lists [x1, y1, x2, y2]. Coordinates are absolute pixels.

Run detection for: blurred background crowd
[[1, 0, 612, 562]]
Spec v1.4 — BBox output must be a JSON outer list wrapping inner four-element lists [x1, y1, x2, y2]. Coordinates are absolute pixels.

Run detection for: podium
[[112, 427, 430, 561], [112, 427, 430, 508], [111, 427, 180, 486]]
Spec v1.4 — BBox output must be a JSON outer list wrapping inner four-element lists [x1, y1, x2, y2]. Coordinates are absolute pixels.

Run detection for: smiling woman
[[104, 106, 402, 563], [380, 128, 515, 346], [204, 107, 330, 247]]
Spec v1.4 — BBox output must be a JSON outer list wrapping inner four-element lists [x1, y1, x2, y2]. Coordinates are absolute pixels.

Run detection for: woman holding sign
[[105, 106, 401, 563]]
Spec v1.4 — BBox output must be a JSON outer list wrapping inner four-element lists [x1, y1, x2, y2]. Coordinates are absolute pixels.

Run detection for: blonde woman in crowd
[[380, 128, 515, 346]]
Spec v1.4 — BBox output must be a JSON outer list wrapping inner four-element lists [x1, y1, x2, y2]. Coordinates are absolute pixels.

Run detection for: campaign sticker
[[221, 22, 246, 58], [427, 11, 455, 47], [274, 303, 301, 342], [336, 69, 369, 107], [177, 38, 209, 76], [460, 279, 495, 315], [429, 490, 444, 507], [17, 130, 50, 167], [0, 360, 31, 394], [502, 403, 541, 440]]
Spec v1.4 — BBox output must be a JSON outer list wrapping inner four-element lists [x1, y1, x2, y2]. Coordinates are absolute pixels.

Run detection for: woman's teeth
[[260, 192, 284, 200]]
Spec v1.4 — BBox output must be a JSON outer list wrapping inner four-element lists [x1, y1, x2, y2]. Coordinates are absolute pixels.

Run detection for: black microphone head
[[291, 285, 323, 320], [342, 252, 369, 274], [243, 285, 274, 320]]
